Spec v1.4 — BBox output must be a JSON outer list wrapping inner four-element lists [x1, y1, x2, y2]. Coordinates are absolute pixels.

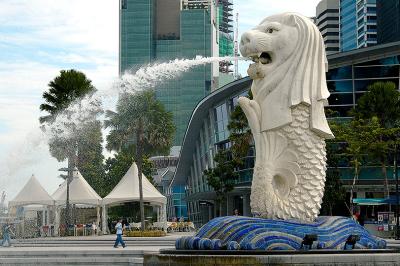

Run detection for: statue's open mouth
[[249, 52, 273, 65]]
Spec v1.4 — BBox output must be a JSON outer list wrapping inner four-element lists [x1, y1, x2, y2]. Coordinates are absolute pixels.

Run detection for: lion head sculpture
[[240, 12, 333, 139]]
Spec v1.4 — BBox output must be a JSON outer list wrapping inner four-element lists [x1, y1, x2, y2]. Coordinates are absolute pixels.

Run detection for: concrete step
[[0, 257, 143, 266], [13, 238, 176, 247], [0, 250, 144, 258], [0, 249, 145, 266]]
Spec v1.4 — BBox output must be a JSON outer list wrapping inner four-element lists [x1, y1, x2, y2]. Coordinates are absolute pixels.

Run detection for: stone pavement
[[0, 232, 192, 265]]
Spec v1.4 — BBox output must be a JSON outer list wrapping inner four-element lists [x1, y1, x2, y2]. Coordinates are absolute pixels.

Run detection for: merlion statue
[[238, 13, 334, 222], [175, 13, 386, 251]]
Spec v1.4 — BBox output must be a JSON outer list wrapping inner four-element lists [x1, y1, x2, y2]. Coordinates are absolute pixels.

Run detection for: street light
[[58, 166, 74, 235], [394, 144, 399, 240]]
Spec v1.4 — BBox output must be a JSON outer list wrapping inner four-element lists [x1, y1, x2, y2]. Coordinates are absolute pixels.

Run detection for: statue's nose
[[240, 32, 252, 46]]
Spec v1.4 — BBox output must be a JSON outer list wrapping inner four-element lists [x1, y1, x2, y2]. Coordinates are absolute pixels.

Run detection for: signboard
[[377, 212, 394, 225]]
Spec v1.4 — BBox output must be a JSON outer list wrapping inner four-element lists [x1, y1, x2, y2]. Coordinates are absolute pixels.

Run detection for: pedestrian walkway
[[0, 232, 192, 265]]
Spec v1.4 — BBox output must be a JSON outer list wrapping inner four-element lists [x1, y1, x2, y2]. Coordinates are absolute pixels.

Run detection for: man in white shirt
[[113, 219, 126, 248]]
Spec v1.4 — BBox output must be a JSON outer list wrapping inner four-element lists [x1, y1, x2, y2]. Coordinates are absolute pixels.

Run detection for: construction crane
[[234, 12, 239, 79]]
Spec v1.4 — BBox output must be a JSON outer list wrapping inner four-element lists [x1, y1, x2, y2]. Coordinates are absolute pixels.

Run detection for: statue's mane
[[255, 13, 334, 138]]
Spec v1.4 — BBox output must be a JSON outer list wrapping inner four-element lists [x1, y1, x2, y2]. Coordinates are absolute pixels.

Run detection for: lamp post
[[395, 144, 399, 240], [59, 165, 74, 234]]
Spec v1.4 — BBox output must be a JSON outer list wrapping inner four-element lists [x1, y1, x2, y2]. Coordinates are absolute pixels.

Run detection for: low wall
[[144, 250, 400, 266]]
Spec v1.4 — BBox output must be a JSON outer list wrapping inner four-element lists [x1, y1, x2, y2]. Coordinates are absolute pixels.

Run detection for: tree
[[354, 81, 400, 128], [321, 137, 346, 216], [228, 91, 253, 166], [329, 117, 366, 213], [39, 70, 95, 123], [39, 69, 104, 227], [204, 92, 253, 216], [203, 150, 237, 216], [352, 82, 400, 198], [105, 90, 175, 230]]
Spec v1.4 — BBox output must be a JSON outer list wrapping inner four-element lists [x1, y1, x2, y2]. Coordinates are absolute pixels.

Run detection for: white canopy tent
[[52, 168, 101, 206], [9, 175, 54, 207], [8, 175, 55, 235], [52, 168, 102, 234], [102, 162, 167, 233]]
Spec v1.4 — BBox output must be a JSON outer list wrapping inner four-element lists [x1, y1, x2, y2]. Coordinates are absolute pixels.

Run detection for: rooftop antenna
[[234, 12, 239, 79]]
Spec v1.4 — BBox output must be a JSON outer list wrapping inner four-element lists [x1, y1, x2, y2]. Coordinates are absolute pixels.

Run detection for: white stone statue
[[238, 13, 334, 222]]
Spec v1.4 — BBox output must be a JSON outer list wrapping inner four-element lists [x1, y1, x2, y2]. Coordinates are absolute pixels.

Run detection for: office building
[[316, 0, 340, 54], [340, 0, 357, 51], [150, 155, 188, 220], [355, 0, 377, 48], [218, 0, 234, 73], [119, 0, 219, 147], [340, 0, 377, 52], [377, 0, 400, 44]]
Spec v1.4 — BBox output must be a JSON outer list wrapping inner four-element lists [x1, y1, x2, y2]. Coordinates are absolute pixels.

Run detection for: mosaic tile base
[[175, 216, 386, 250]]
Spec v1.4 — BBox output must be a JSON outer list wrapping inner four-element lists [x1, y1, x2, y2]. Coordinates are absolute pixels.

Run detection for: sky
[[0, 0, 321, 202]]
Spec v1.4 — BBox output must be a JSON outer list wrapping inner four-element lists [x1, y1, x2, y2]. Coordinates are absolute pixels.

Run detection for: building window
[[326, 66, 352, 80], [121, 0, 127, 9], [327, 81, 353, 93]]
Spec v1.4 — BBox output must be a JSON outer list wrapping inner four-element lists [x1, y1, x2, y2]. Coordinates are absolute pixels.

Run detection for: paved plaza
[[0, 232, 191, 265]]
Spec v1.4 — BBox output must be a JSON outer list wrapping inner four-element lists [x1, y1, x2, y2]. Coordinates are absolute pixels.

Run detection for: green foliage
[[321, 139, 346, 216], [125, 230, 166, 237], [228, 95, 253, 166], [76, 121, 106, 196], [39, 69, 95, 124], [353, 81, 400, 128], [39, 69, 105, 197], [328, 81, 400, 200], [105, 90, 174, 230], [105, 90, 175, 157], [203, 90, 253, 215], [203, 150, 237, 208]]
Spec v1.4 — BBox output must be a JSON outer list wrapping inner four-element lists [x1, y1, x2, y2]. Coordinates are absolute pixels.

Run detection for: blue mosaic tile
[[178, 216, 386, 250]]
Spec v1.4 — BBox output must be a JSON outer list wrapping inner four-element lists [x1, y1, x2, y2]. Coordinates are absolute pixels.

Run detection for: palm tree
[[40, 69, 95, 123], [39, 69, 97, 229], [105, 90, 175, 231]]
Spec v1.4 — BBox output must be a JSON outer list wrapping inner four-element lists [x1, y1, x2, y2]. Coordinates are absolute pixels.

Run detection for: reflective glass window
[[354, 65, 399, 79], [326, 66, 352, 80], [327, 80, 353, 93], [328, 93, 354, 105], [356, 56, 400, 66]]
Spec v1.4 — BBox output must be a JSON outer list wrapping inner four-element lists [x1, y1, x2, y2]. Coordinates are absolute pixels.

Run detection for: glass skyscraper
[[377, 0, 400, 44], [340, 0, 377, 52], [119, 0, 220, 147], [355, 0, 377, 48], [340, 0, 358, 51], [316, 0, 340, 54]]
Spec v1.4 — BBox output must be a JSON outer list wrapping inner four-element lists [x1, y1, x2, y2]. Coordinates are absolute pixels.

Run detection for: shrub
[[124, 230, 166, 237]]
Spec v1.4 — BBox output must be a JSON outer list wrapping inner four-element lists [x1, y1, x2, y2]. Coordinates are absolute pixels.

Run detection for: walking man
[[113, 219, 126, 248], [2, 221, 13, 247]]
